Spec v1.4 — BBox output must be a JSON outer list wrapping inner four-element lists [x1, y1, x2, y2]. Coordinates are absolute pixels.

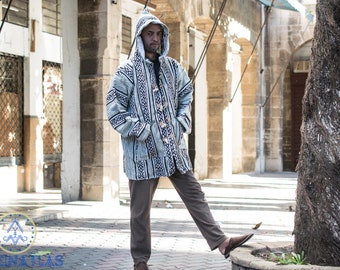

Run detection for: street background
[[0, 173, 297, 270]]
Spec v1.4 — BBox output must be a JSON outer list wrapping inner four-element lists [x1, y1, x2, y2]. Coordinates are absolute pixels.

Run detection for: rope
[[127, 0, 149, 59], [260, 64, 286, 107], [229, 0, 275, 103], [190, 0, 228, 85]]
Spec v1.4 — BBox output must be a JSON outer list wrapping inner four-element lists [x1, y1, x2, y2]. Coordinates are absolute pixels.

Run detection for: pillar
[[78, 0, 121, 202]]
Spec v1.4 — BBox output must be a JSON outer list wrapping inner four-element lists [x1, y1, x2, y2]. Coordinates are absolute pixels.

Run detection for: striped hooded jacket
[[106, 10, 193, 180]]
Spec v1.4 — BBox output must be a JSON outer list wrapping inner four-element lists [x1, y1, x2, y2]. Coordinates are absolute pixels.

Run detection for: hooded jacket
[[106, 10, 193, 180]]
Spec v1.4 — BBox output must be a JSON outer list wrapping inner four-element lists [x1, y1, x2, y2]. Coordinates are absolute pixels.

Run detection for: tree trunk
[[294, 0, 340, 266]]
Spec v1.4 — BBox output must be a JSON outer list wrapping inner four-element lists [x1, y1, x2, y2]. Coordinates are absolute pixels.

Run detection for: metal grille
[[42, 61, 63, 159], [0, 53, 24, 163]]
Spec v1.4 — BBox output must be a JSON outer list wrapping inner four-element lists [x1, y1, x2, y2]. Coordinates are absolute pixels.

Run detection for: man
[[106, 10, 253, 270]]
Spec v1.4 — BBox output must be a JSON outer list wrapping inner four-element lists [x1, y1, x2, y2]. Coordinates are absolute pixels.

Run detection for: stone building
[[0, 0, 315, 203]]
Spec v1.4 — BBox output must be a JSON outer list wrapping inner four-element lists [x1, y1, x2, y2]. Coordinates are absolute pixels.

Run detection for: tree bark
[[294, 0, 340, 266]]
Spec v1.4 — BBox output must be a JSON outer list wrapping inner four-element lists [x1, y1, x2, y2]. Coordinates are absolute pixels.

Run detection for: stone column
[[61, 0, 81, 203], [78, 0, 121, 202], [207, 42, 227, 178], [24, 0, 44, 192]]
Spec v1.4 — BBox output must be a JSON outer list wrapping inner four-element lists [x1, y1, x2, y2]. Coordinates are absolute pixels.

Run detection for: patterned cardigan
[[106, 12, 193, 180]]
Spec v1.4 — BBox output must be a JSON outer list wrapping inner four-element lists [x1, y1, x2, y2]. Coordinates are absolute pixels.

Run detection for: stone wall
[[78, 0, 120, 202], [207, 42, 227, 178]]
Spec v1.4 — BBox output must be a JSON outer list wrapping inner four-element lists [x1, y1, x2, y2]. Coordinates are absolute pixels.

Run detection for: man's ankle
[[218, 238, 230, 254]]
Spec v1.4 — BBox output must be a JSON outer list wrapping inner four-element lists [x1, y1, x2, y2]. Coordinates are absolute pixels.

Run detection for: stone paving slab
[[0, 173, 297, 270]]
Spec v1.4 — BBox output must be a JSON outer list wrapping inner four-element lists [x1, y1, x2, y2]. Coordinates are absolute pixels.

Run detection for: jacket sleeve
[[176, 64, 193, 134], [106, 64, 151, 141]]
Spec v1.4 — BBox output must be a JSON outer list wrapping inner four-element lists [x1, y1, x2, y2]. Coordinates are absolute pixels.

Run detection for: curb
[[230, 242, 340, 270]]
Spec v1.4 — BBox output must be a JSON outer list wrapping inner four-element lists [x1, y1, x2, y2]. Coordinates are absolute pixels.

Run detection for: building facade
[[0, 0, 315, 202]]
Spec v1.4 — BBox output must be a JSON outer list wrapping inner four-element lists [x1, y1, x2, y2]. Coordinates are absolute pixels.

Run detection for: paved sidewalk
[[0, 173, 297, 270]]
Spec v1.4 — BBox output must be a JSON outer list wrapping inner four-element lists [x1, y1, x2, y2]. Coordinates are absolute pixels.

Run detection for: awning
[[257, 0, 314, 21]]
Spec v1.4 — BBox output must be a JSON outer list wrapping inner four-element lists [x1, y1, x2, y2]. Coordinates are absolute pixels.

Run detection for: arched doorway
[[286, 40, 312, 170]]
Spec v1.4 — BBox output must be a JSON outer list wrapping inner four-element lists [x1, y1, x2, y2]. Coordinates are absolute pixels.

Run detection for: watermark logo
[[0, 212, 36, 254]]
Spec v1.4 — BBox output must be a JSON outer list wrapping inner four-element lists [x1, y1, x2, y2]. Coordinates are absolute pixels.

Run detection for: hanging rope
[[260, 62, 287, 107], [0, 0, 14, 34], [190, 0, 228, 85], [127, 0, 149, 59], [229, 0, 275, 103]]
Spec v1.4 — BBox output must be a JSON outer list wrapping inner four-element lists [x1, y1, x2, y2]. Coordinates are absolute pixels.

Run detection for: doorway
[[290, 71, 308, 170]]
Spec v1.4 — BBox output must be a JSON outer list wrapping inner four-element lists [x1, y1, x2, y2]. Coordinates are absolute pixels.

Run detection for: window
[[293, 61, 310, 73], [1, 0, 29, 27], [42, 0, 62, 36], [42, 61, 62, 188], [122, 15, 132, 54], [42, 61, 63, 160], [0, 53, 24, 165]]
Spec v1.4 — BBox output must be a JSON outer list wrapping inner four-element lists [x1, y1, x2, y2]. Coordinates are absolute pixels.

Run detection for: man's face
[[141, 23, 163, 55]]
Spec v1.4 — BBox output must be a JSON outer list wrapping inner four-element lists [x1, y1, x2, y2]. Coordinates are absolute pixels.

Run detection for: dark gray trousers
[[129, 170, 227, 264]]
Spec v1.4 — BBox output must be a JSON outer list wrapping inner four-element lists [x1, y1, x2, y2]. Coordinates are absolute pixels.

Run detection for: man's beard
[[144, 44, 161, 54]]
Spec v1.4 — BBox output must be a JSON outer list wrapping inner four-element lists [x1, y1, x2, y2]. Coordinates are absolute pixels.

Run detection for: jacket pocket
[[121, 137, 149, 161], [134, 124, 166, 161], [134, 140, 149, 160], [172, 118, 184, 146]]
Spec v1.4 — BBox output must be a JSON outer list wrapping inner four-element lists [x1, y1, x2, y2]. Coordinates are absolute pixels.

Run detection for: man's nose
[[153, 34, 160, 42]]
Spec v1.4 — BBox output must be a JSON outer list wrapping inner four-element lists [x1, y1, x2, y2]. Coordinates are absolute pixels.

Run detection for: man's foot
[[134, 262, 149, 270], [219, 234, 254, 259]]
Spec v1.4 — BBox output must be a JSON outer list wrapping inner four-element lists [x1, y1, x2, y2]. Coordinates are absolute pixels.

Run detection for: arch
[[290, 39, 312, 63]]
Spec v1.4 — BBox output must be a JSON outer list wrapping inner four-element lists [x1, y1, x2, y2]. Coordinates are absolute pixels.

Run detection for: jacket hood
[[135, 9, 169, 59]]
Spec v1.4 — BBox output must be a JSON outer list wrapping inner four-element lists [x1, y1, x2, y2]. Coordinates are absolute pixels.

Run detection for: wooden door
[[290, 72, 308, 169]]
